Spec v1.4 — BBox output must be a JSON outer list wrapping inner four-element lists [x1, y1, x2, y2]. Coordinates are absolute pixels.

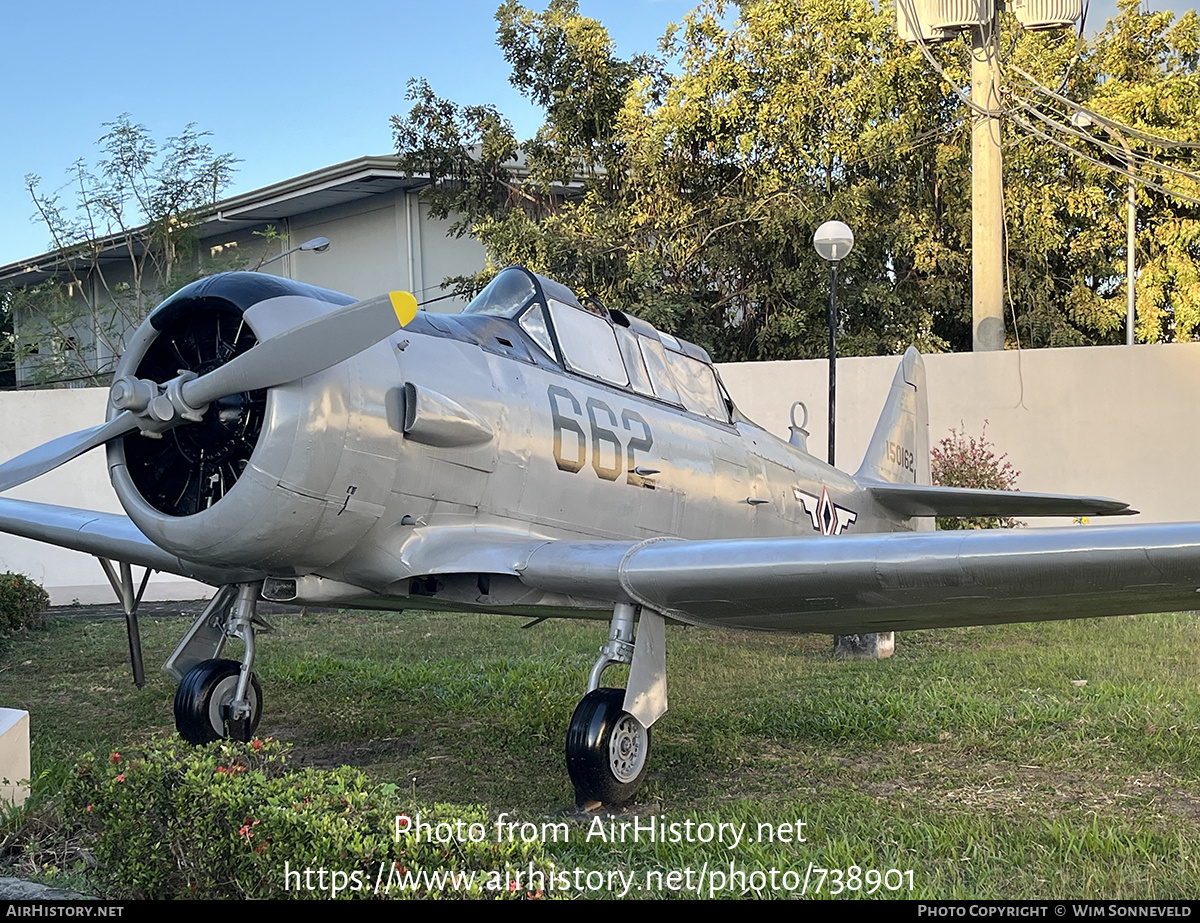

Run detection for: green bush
[[65, 738, 554, 899], [0, 573, 49, 632]]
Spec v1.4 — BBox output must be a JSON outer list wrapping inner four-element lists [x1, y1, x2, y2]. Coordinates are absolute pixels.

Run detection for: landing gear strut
[[165, 583, 269, 744], [566, 602, 666, 806]]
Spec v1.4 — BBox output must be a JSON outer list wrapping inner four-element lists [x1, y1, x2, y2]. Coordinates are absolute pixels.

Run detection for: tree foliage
[[4, 115, 238, 386], [1005, 0, 1200, 346], [393, 0, 1200, 361]]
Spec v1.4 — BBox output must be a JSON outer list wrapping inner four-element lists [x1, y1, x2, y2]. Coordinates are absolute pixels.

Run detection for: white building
[[0, 155, 487, 387]]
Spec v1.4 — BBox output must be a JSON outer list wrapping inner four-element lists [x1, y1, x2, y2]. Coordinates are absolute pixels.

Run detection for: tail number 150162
[[549, 385, 654, 484]]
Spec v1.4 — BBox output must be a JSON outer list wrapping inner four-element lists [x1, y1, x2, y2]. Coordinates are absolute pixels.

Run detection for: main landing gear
[[164, 583, 269, 743], [175, 659, 263, 743], [566, 602, 667, 807], [567, 688, 650, 804]]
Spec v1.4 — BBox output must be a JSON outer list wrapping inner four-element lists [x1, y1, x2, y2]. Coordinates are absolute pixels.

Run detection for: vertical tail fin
[[854, 347, 930, 487]]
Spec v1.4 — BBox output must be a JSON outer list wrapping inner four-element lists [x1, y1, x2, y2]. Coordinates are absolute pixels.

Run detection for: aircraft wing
[[865, 481, 1136, 518], [0, 498, 255, 586], [516, 523, 1200, 634]]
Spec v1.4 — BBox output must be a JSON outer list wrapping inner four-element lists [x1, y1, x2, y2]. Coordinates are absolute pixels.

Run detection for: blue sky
[[0, 0, 1191, 266]]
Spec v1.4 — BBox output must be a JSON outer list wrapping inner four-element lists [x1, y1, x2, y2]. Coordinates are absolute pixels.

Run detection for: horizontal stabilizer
[[865, 482, 1135, 518]]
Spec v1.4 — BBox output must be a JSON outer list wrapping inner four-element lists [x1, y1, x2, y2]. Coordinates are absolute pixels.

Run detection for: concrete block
[[0, 710, 30, 807], [834, 632, 896, 660]]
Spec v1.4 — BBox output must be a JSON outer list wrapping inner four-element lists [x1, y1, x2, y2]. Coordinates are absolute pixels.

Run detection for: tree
[[1003, 0, 1200, 346], [1087, 1, 1200, 343], [397, 0, 973, 362], [394, 0, 1200, 360], [4, 115, 239, 386]]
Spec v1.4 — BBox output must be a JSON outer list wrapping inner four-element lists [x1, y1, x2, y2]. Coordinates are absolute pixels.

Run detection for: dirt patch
[[284, 735, 418, 769], [833, 744, 1200, 820]]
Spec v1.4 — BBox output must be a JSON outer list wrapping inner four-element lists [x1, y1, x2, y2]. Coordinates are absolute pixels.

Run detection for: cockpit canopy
[[462, 267, 732, 423]]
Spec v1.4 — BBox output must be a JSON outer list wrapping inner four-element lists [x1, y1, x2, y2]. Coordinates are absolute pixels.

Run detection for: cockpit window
[[663, 348, 728, 422], [635, 334, 683, 406], [457, 266, 734, 424], [615, 326, 655, 397], [462, 269, 537, 318], [547, 298, 629, 387], [519, 303, 556, 359]]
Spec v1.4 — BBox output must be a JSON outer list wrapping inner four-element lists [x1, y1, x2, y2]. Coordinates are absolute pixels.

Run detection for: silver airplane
[[0, 266, 1196, 806]]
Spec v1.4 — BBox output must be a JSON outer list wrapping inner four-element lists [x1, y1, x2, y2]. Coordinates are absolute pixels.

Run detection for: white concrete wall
[[1, 344, 1197, 603], [719, 342, 1200, 525], [0, 388, 212, 604]]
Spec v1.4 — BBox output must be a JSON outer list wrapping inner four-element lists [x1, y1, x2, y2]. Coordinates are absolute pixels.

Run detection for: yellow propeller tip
[[389, 290, 418, 326]]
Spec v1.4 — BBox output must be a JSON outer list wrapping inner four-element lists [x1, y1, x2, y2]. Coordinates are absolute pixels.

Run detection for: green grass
[[3, 607, 1200, 898]]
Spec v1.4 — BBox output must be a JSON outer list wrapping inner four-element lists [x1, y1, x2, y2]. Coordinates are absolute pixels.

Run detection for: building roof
[[0, 155, 427, 286]]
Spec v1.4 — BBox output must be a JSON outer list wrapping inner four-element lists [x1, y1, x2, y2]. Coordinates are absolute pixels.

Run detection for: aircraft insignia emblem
[[794, 486, 858, 536]]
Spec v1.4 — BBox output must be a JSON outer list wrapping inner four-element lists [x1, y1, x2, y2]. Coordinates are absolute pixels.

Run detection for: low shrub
[[931, 421, 1022, 531], [65, 738, 553, 899], [0, 573, 49, 632]]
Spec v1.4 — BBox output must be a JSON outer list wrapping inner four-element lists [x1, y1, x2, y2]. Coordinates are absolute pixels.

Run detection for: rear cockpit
[[460, 266, 735, 423]]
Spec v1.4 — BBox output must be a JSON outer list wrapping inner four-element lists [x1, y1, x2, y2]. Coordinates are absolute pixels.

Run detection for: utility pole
[[971, 24, 1005, 351], [900, 0, 1083, 352]]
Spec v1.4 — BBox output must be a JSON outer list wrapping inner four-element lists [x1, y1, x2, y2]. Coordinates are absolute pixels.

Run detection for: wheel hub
[[609, 714, 647, 783], [208, 674, 256, 735]]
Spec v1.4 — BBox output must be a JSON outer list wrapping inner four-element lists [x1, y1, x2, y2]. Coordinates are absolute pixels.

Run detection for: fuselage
[[107, 269, 915, 616]]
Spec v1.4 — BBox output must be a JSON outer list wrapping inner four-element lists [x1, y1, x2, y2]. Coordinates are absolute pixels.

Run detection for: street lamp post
[[813, 221, 854, 466], [813, 222, 889, 660], [1072, 112, 1137, 345], [258, 236, 332, 271]]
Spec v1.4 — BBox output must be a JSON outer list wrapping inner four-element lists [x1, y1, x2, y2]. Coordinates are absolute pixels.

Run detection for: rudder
[[854, 347, 930, 487]]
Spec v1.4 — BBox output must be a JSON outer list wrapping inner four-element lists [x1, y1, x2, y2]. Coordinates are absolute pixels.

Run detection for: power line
[[1009, 64, 1200, 150], [1007, 112, 1200, 208], [1008, 95, 1200, 188], [897, 0, 1000, 121], [895, 19, 1200, 208]]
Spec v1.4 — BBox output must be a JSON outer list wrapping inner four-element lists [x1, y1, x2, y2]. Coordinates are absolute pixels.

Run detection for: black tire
[[174, 659, 263, 744], [565, 687, 651, 805]]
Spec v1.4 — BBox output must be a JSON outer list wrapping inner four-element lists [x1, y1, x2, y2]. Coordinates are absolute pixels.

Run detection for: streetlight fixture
[[813, 220, 854, 466], [814, 221, 885, 661], [258, 236, 331, 269], [1072, 111, 1137, 345]]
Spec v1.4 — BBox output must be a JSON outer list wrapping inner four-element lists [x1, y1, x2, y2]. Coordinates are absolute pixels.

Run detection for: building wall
[[11, 189, 487, 386], [1, 344, 1197, 604], [205, 191, 484, 308]]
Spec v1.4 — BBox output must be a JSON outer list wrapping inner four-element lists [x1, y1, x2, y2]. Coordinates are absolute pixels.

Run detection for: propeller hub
[[110, 376, 156, 414], [111, 371, 209, 435]]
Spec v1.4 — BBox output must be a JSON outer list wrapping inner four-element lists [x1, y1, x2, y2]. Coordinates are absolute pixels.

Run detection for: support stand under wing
[[96, 558, 153, 689]]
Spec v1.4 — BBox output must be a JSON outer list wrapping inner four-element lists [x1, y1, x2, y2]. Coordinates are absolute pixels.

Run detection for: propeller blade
[[182, 291, 418, 408], [0, 411, 139, 493]]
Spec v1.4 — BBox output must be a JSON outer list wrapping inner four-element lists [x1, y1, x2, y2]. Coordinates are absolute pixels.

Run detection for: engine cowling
[[106, 272, 401, 574]]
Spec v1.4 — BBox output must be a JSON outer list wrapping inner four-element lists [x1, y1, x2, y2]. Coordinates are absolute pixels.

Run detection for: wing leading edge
[[516, 524, 1200, 634], [0, 498, 256, 586]]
